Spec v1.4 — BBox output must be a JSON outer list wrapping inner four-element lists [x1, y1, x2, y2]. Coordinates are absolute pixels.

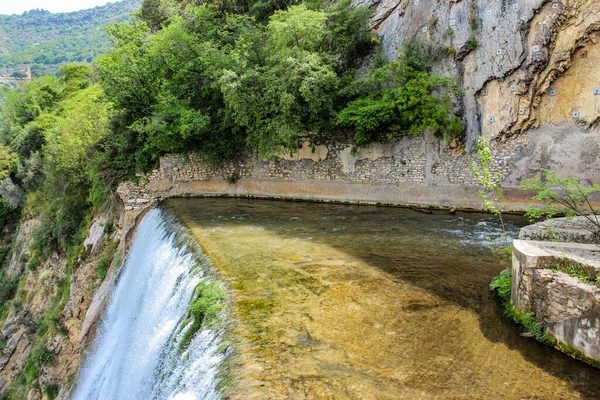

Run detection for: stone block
[[512, 239, 600, 363]]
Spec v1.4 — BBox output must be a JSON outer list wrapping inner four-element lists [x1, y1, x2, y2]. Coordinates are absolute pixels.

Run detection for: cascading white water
[[72, 208, 224, 400]]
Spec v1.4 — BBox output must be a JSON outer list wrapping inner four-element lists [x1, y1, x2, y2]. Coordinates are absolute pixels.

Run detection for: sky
[[0, 0, 116, 15]]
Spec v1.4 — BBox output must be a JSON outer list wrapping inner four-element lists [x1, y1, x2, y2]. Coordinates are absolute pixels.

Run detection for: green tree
[[0, 145, 15, 180], [324, 0, 374, 71], [266, 5, 327, 53], [520, 169, 600, 239], [43, 85, 110, 177], [221, 5, 342, 156], [58, 64, 94, 94], [140, 0, 169, 32]]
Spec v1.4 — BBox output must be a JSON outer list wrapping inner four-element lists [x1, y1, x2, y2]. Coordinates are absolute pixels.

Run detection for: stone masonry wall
[[117, 123, 600, 212], [512, 239, 600, 362]]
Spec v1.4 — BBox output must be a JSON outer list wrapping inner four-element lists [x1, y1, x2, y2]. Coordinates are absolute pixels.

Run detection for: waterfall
[[72, 208, 224, 400]]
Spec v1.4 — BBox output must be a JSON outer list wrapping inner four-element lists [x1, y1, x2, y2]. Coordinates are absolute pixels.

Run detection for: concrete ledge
[[121, 177, 546, 212], [520, 216, 600, 244]]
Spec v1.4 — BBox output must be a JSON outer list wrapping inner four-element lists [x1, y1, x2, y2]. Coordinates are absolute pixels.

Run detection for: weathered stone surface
[[512, 239, 600, 363], [0, 200, 143, 397], [82, 215, 107, 256], [520, 216, 600, 244], [116, 126, 600, 212], [280, 140, 329, 162], [7, 218, 40, 276], [78, 209, 144, 346]]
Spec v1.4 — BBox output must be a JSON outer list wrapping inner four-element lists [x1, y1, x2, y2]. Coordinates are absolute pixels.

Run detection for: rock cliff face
[[360, 0, 600, 149], [0, 205, 143, 399]]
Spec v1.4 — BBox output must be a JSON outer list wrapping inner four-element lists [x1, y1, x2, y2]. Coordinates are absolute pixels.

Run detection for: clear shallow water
[[72, 209, 223, 400], [168, 198, 600, 400]]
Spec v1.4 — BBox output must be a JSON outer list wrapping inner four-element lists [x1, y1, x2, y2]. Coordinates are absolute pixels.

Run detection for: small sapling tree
[[468, 136, 507, 243], [519, 169, 600, 242]]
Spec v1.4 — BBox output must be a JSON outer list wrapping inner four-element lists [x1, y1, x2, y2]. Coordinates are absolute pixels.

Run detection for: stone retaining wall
[[117, 124, 600, 212], [512, 239, 600, 362]]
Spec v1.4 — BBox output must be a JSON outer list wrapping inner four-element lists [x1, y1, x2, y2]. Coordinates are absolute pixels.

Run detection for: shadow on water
[[165, 197, 600, 398]]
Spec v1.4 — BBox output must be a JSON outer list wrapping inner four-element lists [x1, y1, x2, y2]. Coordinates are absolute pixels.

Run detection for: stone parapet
[[520, 216, 600, 244]]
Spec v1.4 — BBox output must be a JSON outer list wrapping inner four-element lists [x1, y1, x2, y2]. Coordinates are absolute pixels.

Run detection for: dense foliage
[[520, 169, 600, 241], [0, 65, 110, 257], [0, 0, 141, 76], [0, 0, 465, 260], [97, 0, 461, 172], [0, 0, 466, 395]]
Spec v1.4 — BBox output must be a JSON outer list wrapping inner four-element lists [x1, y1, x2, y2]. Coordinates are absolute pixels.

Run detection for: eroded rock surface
[[0, 203, 145, 398], [357, 0, 600, 147]]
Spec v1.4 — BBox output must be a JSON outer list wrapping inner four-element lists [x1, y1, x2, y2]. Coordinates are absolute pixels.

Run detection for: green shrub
[[444, 28, 455, 39], [0, 247, 10, 270], [490, 268, 551, 343], [190, 281, 226, 323], [22, 342, 53, 385], [180, 280, 226, 350], [337, 68, 463, 144], [226, 174, 239, 185], [96, 239, 119, 280], [44, 384, 59, 400], [0, 199, 12, 227], [0, 273, 18, 306], [30, 197, 89, 259], [96, 256, 110, 281], [465, 38, 478, 51], [26, 251, 41, 271], [336, 39, 463, 145], [503, 304, 548, 343], [551, 262, 600, 286], [103, 220, 115, 235], [520, 169, 600, 242], [489, 268, 512, 301]]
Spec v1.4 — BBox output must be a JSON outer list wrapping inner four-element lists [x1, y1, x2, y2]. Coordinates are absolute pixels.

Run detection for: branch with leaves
[[519, 169, 600, 239], [469, 136, 507, 242]]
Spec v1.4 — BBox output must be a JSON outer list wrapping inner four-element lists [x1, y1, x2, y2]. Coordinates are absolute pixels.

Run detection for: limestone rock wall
[[358, 0, 600, 149], [0, 204, 142, 399]]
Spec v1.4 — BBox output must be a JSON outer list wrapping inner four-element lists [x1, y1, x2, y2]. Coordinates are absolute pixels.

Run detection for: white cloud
[[0, 0, 116, 15]]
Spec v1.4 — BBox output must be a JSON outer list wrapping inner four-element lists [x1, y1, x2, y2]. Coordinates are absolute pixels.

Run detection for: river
[[74, 198, 600, 399], [168, 198, 600, 399]]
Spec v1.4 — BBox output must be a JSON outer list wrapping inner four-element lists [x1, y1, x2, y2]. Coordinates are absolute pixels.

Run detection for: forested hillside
[[0, 0, 141, 76]]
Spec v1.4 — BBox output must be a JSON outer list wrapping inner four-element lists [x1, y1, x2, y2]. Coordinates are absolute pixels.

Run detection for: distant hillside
[[0, 0, 142, 76]]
